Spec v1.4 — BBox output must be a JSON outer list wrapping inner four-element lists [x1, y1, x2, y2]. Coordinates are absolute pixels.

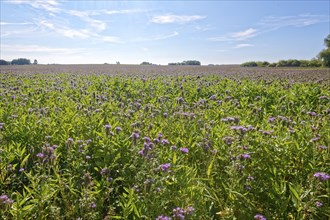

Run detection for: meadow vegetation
[[0, 65, 329, 219]]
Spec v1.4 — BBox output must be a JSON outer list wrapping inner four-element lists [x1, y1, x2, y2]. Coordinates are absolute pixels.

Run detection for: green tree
[[0, 59, 9, 65], [33, 59, 38, 65], [324, 34, 330, 48], [11, 58, 31, 65], [318, 34, 330, 67]]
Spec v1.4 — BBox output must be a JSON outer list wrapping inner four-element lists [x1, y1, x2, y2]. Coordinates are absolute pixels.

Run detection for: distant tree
[[141, 61, 152, 65], [33, 59, 38, 65], [240, 61, 258, 67], [168, 60, 201, 66], [324, 34, 330, 48], [318, 49, 330, 67], [11, 58, 31, 65], [116, 61, 120, 65], [0, 59, 9, 65], [308, 59, 322, 67], [318, 34, 330, 67]]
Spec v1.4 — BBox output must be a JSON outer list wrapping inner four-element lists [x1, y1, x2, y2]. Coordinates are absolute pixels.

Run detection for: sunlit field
[[0, 65, 329, 219]]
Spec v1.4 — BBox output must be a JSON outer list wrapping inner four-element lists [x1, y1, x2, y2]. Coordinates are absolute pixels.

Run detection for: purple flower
[[315, 201, 323, 207], [185, 206, 194, 215], [307, 111, 317, 116], [172, 207, 185, 219], [100, 168, 110, 176], [247, 176, 254, 181], [254, 214, 266, 220], [91, 202, 96, 209], [138, 150, 144, 156], [159, 163, 171, 172], [268, 116, 276, 123], [156, 216, 172, 220], [115, 127, 122, 133], [170, 145, 177, 150], [36, 153, 45, 158], [67, 138, 74, 146], [180, 147, 189, 154], [0, 194, 13, 205], [317, 145, 327, 150], [131, 132, 140, 140], [239, 154, 251, 160], [162, 139, 170, 145], [19, 168, 25, 172], [313, 172, 330, 181]]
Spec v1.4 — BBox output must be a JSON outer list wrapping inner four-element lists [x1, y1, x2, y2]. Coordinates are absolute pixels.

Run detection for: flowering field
[[0, 65, 329, 219]]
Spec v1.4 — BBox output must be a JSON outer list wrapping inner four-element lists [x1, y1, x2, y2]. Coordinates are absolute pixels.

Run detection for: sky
[[0, 0, 329, 65]]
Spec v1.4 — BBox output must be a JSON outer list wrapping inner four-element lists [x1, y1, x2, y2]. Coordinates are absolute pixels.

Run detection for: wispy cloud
[[209, 28, 257, 42], [67, 10, 107, 31], [234, 44, 254, 49], [38, 20, 122, 43], [151, 14, 206, 24], [1, 44, 85, 55], [259, 14, 329, 29], [39, 20, 91, 39], [133, 31, 179, 42], [232, 28, 257, 40], [209, 14, 329, 42], [0, 22, 33, 25], [9, 0, 60, 13]]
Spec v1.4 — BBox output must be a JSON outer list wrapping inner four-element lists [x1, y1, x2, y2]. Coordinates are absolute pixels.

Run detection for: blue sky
[[1, 0, 329, 65]]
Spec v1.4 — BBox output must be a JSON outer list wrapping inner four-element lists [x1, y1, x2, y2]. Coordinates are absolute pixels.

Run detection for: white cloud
[[104, 9, 149, 15], [259, 14, 329, 29], [151, 14, 206, 24], [234, 44, 254, 49], [39, 20, 91, 39], [67, 10, 107, 31], [1, 44, 85, 55], [0, 22, 33, 25], [232, 28, 257, 39], [208, 14, 329, 43], [209, 28, 257, 42], [133, 31, 179, 42], [9, 0, 60, 13]]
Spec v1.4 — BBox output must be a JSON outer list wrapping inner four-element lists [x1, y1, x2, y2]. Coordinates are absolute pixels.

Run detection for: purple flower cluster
[[315, 201, 323, 208], [254, 214, 266, 220], [313, 172, 330, 181], [180, 147, 189, 154], [221, 116, 240, 123], [104, 124, 114, 135], [238, 153, 251, 160], [139, 136, 155, 159], [172, 206, 194, 219], [159, 163, 171, 172], [0, 194, 13, 206], [222, 136, 235, 145], [36, 145, 57, 163], [230, 125, 248, 134], [156, 215, 172, 220]]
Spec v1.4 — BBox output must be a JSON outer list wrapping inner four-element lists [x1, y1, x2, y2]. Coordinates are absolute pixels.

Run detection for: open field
[[0, 65, 329, 219]]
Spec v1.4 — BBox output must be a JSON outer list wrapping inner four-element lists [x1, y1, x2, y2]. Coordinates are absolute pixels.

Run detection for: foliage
[[168, 60, 201, 65], [241, 59, 322, 68], [33, 59, 38, 65], [0, 59, 10, 65], [318, 49, 330, 67], [141, 61, 153, 65], [11, 58, 31, 65], [0, 65, 329, 219]]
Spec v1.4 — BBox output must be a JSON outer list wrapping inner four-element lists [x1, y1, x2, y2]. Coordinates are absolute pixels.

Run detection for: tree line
[[241, 34, 330, 68], [0, 58, 38, 65], [168, 60, 201, 66]]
